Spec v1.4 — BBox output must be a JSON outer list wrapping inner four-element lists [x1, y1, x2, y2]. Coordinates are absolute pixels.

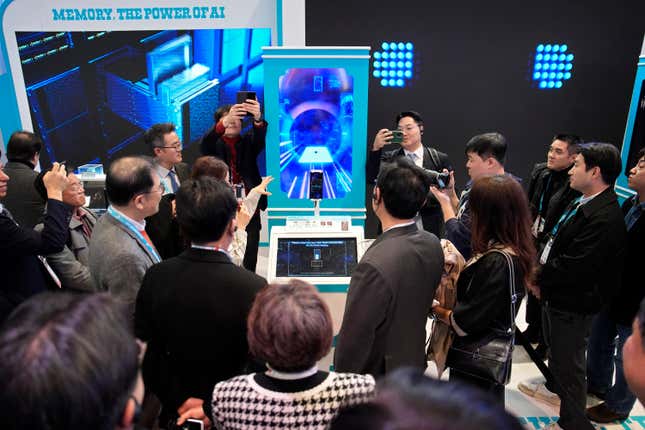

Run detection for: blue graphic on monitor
[[278, 68, 353, 199], [531, 43, 574, 90], [373, 41, 414, 87]]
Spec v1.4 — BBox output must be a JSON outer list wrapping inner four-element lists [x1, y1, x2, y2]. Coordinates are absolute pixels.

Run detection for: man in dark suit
[[367, 111, 452, 238], [524, 134, 582, 350], [0, 157, 71, 323], [135, 176, 266, 426], [200, 98, 267, 272], [0, 131, 46, 228], [585, 148, 645, 423], [144, 123, 191, 259], [335, 157, 444, 376], [519, 143, 627, 430]]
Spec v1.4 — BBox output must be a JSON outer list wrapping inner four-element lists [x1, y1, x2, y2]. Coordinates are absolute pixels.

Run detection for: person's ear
[[133, 194, 145, 210], [118, 398, 136, 429], [153, 147, 162, 158], [372, 186, 381, 204]]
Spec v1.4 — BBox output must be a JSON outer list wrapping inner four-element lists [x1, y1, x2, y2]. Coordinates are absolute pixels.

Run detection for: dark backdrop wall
[[306, 0, 645, 237]]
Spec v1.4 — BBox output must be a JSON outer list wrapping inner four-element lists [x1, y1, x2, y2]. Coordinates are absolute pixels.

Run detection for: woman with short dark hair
[[433, 175, 536, 403], [177, 280, 375, 429]]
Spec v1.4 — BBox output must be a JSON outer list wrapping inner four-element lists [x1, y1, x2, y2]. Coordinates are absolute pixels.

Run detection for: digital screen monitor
[[275, 237, 358, 278], [278, 68, 354, 199]]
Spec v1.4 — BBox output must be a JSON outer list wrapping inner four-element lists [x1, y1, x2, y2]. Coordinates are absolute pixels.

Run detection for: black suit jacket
[[135, 248, 266, 413], [367, 146, 452, 237], [334, 223, 444, 376], [537, 187, 627, 314], [145, 162, 191, 259], [200, 121, 268, 211], [527, 162, 580, 245], [608, 197, 645, 326], [0, 161, 46, 228], [0, 199, 71, 323]]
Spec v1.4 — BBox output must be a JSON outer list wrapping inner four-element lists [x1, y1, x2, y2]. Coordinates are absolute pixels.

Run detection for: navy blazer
[[0, 199, 71, 323]]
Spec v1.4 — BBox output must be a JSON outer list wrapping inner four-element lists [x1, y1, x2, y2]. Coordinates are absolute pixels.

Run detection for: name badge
[[540, 236, 554, 265], [531, 216, 545, 238]]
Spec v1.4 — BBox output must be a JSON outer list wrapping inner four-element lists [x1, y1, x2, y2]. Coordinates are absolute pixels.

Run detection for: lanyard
[[107, 206, 161, 263], [537, 175, 552, 215], [550, 196, 582, 237], [191, 244, 232, 261]]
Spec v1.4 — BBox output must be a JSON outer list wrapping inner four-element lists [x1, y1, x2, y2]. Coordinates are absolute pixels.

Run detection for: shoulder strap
[[488, 249, 518, 335], [425, 147, 441, 170]]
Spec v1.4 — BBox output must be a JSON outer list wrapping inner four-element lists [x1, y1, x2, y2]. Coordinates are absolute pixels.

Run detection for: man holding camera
[[430, 132, 510, 260], [367, 111, 452, 238], [200, 97, 267, 272]]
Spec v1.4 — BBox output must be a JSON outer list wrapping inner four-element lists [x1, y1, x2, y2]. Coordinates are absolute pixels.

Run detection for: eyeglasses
[[139, 183, 164, 195], [157, 143, 183, 151], [397, 125, 418, 132]]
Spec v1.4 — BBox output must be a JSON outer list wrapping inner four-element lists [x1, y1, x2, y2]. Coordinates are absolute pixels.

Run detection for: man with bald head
[[89, 156, 163, 321]]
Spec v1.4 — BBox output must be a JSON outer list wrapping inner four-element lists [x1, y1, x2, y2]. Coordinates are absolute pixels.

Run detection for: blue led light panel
[[531, 44, 574, 90], [372, 41, 414, 87]]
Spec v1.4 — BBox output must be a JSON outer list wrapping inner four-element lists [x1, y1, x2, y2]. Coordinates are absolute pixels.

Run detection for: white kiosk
[[267, 215, 368, 369]]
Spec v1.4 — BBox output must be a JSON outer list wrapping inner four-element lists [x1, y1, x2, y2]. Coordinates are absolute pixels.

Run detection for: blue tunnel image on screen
[[278, 68, 354, 199]]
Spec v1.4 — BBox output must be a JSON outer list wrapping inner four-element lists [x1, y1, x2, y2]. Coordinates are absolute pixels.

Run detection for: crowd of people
[[0, 103, 643, 430]]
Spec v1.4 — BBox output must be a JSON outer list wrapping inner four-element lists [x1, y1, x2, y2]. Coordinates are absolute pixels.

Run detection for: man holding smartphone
[[367, 111, 452, 238], [200, 94, 267, 272]]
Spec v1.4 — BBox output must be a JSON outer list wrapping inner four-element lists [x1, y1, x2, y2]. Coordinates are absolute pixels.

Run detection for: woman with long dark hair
[[433, 175, 536, 403]]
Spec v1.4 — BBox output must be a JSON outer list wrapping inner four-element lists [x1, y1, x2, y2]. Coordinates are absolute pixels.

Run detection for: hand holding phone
[[389, 130, 404, 145]]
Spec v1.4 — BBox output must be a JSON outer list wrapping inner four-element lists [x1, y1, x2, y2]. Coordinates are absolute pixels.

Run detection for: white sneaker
[[518, 379, 561, 406]]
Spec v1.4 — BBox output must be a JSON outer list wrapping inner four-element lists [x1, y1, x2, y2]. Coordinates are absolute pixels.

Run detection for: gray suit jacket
[[35, 207, 97, 292], [334, 223, 444, 376], [89, 212, 158, 319], [0, 161, 45, 228]]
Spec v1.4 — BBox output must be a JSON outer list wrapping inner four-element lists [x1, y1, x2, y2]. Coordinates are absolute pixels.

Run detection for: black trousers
[[543, 303, 593, 429], [242, 212, 261, 272]]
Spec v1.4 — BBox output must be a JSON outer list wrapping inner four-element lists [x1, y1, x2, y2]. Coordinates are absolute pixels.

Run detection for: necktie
[[168, 170, 180, 193], [407, 153, 417, 162]]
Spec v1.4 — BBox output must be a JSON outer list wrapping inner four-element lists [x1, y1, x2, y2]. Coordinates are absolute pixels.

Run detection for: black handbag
[[445, 250, 519, 385]]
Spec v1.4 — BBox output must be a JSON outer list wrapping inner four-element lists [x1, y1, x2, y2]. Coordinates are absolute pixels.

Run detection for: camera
[[422, 168, 451, 189]]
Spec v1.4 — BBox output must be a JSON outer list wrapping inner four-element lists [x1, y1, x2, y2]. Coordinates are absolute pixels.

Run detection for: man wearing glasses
[[89, 156, 163, 322], [367, 111, 452, 238], [144, 123, 190, 259]]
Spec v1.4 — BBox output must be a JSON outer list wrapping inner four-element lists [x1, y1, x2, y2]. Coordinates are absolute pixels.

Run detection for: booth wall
[[305, 0, 645, 237]]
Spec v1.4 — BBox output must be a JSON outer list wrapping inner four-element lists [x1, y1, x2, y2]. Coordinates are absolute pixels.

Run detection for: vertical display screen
[[278, 68, 354, 199]]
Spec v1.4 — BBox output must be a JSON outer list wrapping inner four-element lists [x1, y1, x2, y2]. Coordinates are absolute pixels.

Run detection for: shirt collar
[[110, 206, 146, 230], [383, 220, 416, 233], [154, 162, 174, 178], [632, 195, 645, 209], [404, 145, 424, 160], [579, 190, 603, 206]]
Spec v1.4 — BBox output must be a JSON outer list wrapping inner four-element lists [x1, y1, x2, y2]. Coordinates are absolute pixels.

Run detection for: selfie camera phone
[[309, 170, 324, 200], [390, 130, 404, 144], [236, 90, 256, 104]]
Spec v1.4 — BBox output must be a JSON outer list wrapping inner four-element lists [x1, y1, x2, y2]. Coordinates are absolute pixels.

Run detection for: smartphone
[[236, 90, 256, 104], [183, 419, 204, 430], [309, 170, 323, 200], [389, 130, 404, 145]]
